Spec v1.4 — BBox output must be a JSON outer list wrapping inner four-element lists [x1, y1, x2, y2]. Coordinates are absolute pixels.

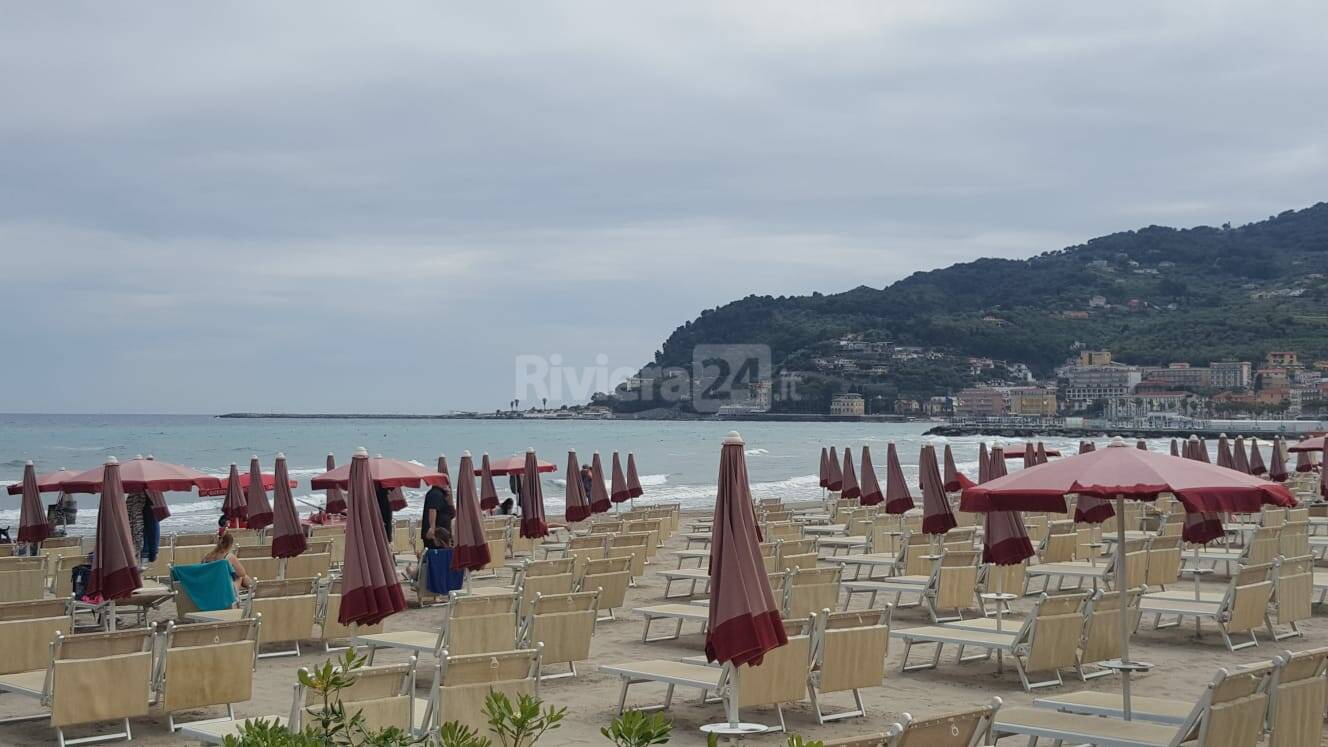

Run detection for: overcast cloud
[[2, 1, 1326, 413]]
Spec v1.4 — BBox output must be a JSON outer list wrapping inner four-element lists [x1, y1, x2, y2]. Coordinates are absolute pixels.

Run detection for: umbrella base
[[699, 722, 768, 736]]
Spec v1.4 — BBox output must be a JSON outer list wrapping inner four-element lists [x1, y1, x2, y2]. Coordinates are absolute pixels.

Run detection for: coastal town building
[[1210, 361, 1253, 390], [1009, 387, 1058, 417], [1140, 363, 1210, 390], [955, 387, 1008, 418], [1267, 351, 1299, 368], [829, 393, 865, 416], [1058, 357, 1141, 411]]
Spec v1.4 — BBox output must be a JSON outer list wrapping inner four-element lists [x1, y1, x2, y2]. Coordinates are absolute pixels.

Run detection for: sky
[[2, 2, 1327, 413]]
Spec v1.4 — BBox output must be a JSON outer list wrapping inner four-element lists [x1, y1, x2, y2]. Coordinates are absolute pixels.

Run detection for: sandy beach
[[1, 509, 1324, 746]]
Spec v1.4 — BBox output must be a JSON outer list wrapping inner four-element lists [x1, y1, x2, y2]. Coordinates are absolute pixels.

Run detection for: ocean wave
[[637, 473, 668, 486], [745, 448, 770, 456]]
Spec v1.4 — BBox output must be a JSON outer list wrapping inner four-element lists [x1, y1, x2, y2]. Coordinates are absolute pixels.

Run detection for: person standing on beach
[[421, 482, 454, 549], [125, 491, 148, 563], [374, 485, 394, 542], [580, 464, 594, 499]]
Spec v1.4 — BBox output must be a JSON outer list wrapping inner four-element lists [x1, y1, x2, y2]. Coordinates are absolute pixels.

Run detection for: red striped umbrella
[[16, 462, 52, 544], [705, 431, 787, 668], [610, 452, 631, 504], [478, 454, 500, 510], [88, 457, 142, 601], [324, 454, 347, 514], [625, 453, 644, 498], [943, 444, 974, 492], [858, 446, 883, 506], [452, 452, 491, 571], [839, 447, 861, 500], [919, 444, 956, 535], [826, 446, 843, 492], [338, 448, 406, 626], [520, 449, 550, 539], [883, 443, 914, 514], [245, 457, 274, 530], [588, 452, 611, 514], [270, 454, 307, 558], [564, 451, 592, 523]]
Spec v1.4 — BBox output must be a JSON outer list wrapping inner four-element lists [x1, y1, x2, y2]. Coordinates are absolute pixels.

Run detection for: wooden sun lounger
[[155, 619, 259, 731], [185, 577, 318, 658], [636, 603, 710, 643], [355, 590, 519, 663], [807, 608, 890, 723], [416, 647, 541, 735], [518, 590, 598, 681], [659, 568, 711, 599], [822, 699, 1001, 747], [1140, 562, 1275, 651]]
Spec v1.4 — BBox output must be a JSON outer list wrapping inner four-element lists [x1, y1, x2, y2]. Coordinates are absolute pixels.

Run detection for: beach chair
[[609, 533, 649, 578], [784, 566, 842, 619], [0, 600, 73, 725], [283, 551, 332, 580], [559, 534, 607, 573], [187, 577, 318, 658], [1073, 588, 1142, 681], [513, 557, 576, 614], [1266, 646, 1328, 747], [1145, 535, 1182, 590], [0, 563, 49, 603], [518, 590, 598, 680], [625, 520, 663, 557], [600, 634, 811, 732], [978, 562, 1025, 617], [49, 553, 90, 599], [1266, 555, 1313, 641], [834, 532, 920, 582], [1191, 525, 1278, 575], [356, 590, 519, 663], [635, 572, 788, 643], [314, 578, 383, 652], [822, 699, 1002, 747], [807, 608, 890, 723], [308, 525, 346, 564], [777, 538, 819, 572], [1278, 521, 1310, 559], [581, 556, 631, 620], [0, 628, 154, 745], [1026, 543, 1147, 594], [154, 618, 259, 731], [417, 647, 541, 735], [1140, 561, 1275, 651], [1004, 661, 1270, 746], [893, 592, 1088, 691], [241, 555, 282, 581]]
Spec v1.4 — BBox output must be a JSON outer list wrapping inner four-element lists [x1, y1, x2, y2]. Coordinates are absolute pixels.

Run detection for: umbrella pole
[[1116, 493, 1132, 721]]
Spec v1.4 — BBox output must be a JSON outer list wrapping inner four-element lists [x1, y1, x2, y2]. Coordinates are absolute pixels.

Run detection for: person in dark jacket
[[421, 483, 455, 549], [375, 485, 394, 542]]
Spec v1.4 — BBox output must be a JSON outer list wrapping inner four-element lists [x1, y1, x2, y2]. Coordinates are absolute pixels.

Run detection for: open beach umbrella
[[705, 431, 788, 672], [88, 457, 142, 601], [942, 444, 974, 492], [437, 455, 449, 479], [313, 456, 447, 490], [324, 454, 347, 514], [1267, 438, 1288, 482], [826, 446, 843, 492], [1216, 435, 1234, 469], [520, 448, 550, 539], [16, 462, 52, 544], [839, 447, 861, 501], [245, 457, 274, 530], [452, 452, 491, 572], [611, 452, 631, 504], [919, 444, 956, 535], [339, 448, 406, 626], [143, 456, 171, 521], [387, 487, 408, 512], [6, 466, 77, 496], [977, 442, 990, 484], [564, 451, 592, 523], [1022, 442, 1036, 469], [883, 443, 914, 514], [589, 452, 612, 514], [961, 437, 1295, 720], [1002, 444, 1061, 459], [1247, 440, 1267, 476], [1288, 435, 1327, 453], [479, 454, 500, 511], [198, 469, 297, 498], [626, 453, 644, 499], [981, 499, 1033, 564], [270, 454, 307, 558], [222, 464, 247, 521], [819, 447, 831, 491], [858, 446, 883, 506], [58, 457, 222, 495], [1232, 437, 1250, 474], [482, 455, 557, 476]]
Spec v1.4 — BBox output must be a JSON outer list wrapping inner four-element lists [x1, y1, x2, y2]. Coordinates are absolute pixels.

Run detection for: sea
[[0, 414, 1166, 536]]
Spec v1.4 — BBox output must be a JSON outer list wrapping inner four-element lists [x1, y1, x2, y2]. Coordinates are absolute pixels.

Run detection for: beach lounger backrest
[[235, 544, 273, 558], [319, 660, 415, 733], [48, 632, 154, 730], [1024, 515, 1048, 543], [1274, 555, 1313, 627], [54, 628, 153, 660], [435, 647, 541, 733], [443, 592, 519, 656], [158, 620, 258, 715], [524, 558, 575, 577], [580, 556, 631, 611], [0, 568, 46, 603], [1146, 535, 1182, 586], [318, 579, 383, 641], [779, 539, 816, 556], [1039, 533, 1075, 564], [1226, 562, 1275, 634], [243, 556, 282, 581], [1278, 522, 1309, 558], [0, 556, 47, 571], [608, 534, 648, 577], [250, 594, 317, 646], [522, 591, 597, 667], [1119, 548, 1148, 590], [810, 609, 888, 695], [304, 539, 332, 555], [984, 562, 1024, 597], [1245, 527, 1280, 566], [902, 533, 934, 576], [780, 545, 819, 573], [0, 598, 69, 621], [784, 567, 842, 619], [1080, 589, 1138, 666], [934, 551, 979, 613], [0, 615, 70, 675], [567, 535, 607, 552], [284, 553, 332, 580], [1268, 647, 1328, 747], [1025, 601, 1085, 674], [253, 576, 319, 598], [171, 544, 212, 566], [1262, 509, 1286, 528], [1285, 507, 1309, 524], [889, 700, 1000, 747], [735, 634, 810, 709], [173, 532, 217, 547], [50, 553, 91, 598]]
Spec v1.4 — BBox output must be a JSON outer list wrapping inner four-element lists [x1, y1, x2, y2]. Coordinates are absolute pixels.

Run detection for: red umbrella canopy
[[588, 452, 612, 514], [480, 455, 557, 476], [478, 454, 500, 510], [519, 448, 551, 539], [610, 452, 631, 504], [1002, 444, 1060, 459], [245, 457, 275, 530], [858, 445, 884, 506], [270, 454, 308, 558], [338, 448, 406, 626], [88, 458, 143, 601], [839, 447, 861, 500], [705, 432, 788, 667], [1288, 435, 1327, 453], [883, 442, 914, 514], [312, 456, 447, 490], [222, 463, 248, 518], [818, 447, 831, 489], [564, 451, 592, 523], [826, 446, 843, 491], [942, 444, 974, 492], [919, 444, 957, 535], [198, 469, 297, 498], [625, 453, 644, 498], [961, 438, 1296, 515], [58, 456, 221, 494], [977, 442, 990, 484], [324, 453, 347, 514], [16, 462, 53, 544], [451, 452, 491, 572], [6, 467, 78, 496]]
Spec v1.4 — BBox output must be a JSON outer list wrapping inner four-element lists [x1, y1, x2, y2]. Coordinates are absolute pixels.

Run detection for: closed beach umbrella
[[1022, 442, 1036, 469], [520, 448, 550, 539], [324, 454, 347, 514], [17, 462, 52, 545], [989, 446, 1008, 480], [588, 452, 612, 514], [626, 453, 644, 498], [977, 442, 990, 484], [1080, 441, 1096, 454], [840, 447, 860, 500], [943, 444, 974, 492], [611, 452, 631, 504], [826, 446, 843, 492], [1035, 442, 1050, 465], [246, 457, 274, 530], [1170, 439, 1179, 458], [1247, 440, 1267, 476], [919, 444, 956, 535], [858, 446, 883, 506], [1216, 435, 1235, 470], [1267, 438, 1288, 482], [819, 447, 831, 490], [705, 431, 788, 668], [1295, 448, 1314, 473], [222, 463, 247, 521], [564, 451, 592, 523], [437, 455, 449, 479], [982, 504, 1034, 565], [339, 448, 406, 626], [1197, 438, 1211, 463], [1232, 437, 1250, 474], [1136, 439, 1147, 451], [89, 457, 142, 601], [452, 452, 491, 572], [269, 454, 307, 558], [479, 454, 500, 510], [883, 443, 914, 514]]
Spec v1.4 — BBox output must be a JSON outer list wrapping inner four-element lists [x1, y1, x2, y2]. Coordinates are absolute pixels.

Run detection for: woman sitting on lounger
[[203, 531, 253, 590]]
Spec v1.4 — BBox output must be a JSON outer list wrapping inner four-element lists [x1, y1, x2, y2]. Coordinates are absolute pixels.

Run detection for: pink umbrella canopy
[[312, 456, 447, 490], [1231, 437, 1250, 474], [883, 442, 915, 514], [1288, 435, 1327, 453], [564, 451, 592, 523], [57, 457, 221, 494], [270, 454, 308, 558], [222, 463, 248, 519], [16, 462, 52, 544], [197, 470, 297, 498], [1247, 440, 1267, 476], [1267, 438, 1289, 482], [437, 455, 449, 479], [1022, 442, 1037, 469], [451, 452, 491, 571], [839, 447, 861, 500], [919, 444, 957, 535], [387, 487, 408, 512], [858, 446, 884, 506], [705, 432, 788, 667], [625, 453, 644, 498], [610, 452, 631, 504], [324, 454, 347, 514], [143, 456, 171, 520], [478, 454, 500, 511], [942, 444, 974, 492], [588, 452, 612, 514], [339, 448, 406, 626], [519, 449, 550, 539], [6, 466, 77, 496], [245, 457, 274, 530], [1002, 444, 1061, 459], [826, 446, 843, 491], [481, 455, 557, 476], [977, 442, 990, 484], [88, 458, 142, 601], [818, 447, 831, 489]]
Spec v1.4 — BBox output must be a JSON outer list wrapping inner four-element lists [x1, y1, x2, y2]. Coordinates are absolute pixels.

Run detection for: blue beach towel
[[171, 560, 238, 612], [423, 548, 465, 596]]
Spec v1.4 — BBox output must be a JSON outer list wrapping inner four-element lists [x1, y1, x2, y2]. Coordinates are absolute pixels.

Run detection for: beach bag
[[70, 564, 91, 598]]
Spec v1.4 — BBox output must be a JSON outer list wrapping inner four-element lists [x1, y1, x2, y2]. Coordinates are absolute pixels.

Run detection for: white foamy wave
[[745, 448, 770, 456], [637, 473, 668, 486]]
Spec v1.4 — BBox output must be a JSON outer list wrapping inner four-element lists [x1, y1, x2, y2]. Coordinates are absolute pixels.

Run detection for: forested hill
[[617, 203, 1328, 412]]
